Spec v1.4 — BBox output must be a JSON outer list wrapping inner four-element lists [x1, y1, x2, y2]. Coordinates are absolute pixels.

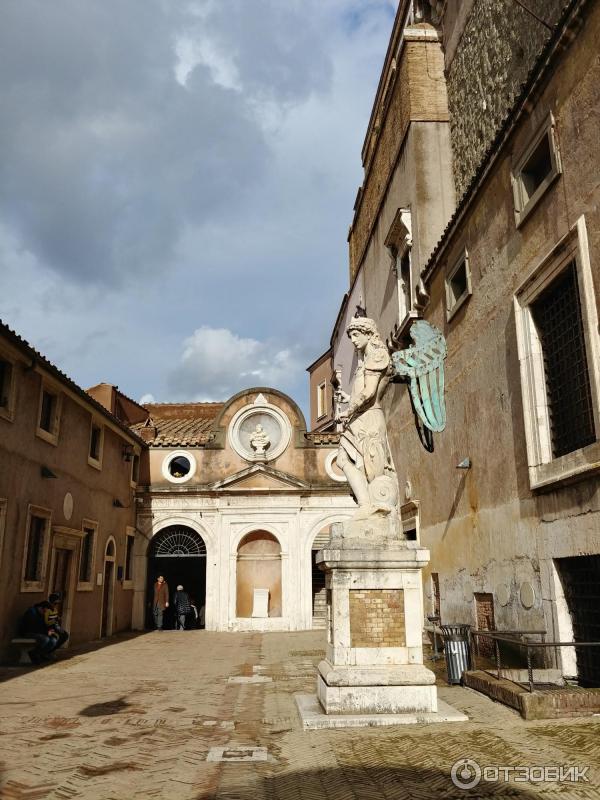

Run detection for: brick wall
[[349, 36, 448, 280], [349, 589, 406, 648]]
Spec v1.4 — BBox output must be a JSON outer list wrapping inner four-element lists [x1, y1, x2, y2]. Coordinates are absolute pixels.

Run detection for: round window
[[169, 456, 190, 478], [162, 451, 197, 484]]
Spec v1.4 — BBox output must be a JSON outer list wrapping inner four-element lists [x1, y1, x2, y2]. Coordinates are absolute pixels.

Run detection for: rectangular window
[[514, 216, 600, 489], [125, 534, 135, 582], [512, 114, 561, 227], [79, 528, 94, 583], [530, 262, 596, 458], [89, 425, 101, 460], [399, 251, 412, 321], [445, 249, 472, 320], [88, 421, 104, 468], [131, 453, 140, 485], [0, 356, 15, 422], [317, 382, 327, 418], [0, 359, 12, 408], [39, 390, 56, 432], [25, 516, 46, 581], [36, 383, 61, 444], [21, 506, 51, 590]]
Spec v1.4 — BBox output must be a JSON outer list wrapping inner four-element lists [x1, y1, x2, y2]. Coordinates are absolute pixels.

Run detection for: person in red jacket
[[153, 575, 169, 630]]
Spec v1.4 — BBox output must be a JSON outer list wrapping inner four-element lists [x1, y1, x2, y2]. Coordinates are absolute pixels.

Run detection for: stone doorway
[[100, 538, 116, 638], [474, 592, 496, 658], [556, 555, 600, 686], [147, 526, 207, 630]]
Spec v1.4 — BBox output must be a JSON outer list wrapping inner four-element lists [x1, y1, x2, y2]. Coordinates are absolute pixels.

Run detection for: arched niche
[[236, 531, 282, 618]]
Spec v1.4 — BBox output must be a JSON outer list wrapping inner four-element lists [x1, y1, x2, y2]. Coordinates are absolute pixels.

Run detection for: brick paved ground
[[0, 630, 598, 799]]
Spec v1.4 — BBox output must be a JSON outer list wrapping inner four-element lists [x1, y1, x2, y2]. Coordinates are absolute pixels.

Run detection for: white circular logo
[[451, 758, 481, 789]]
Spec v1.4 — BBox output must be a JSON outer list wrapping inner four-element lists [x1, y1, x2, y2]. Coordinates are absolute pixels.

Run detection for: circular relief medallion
[[162, 450, 197, 484], [496, 584, 511, 607], [63, 492, 73, 521], [325, 451, 347, 483], [520, 581, 536, 609], [228, 399, 291, 462]]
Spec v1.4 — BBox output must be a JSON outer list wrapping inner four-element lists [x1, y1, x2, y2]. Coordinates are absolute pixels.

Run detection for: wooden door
[[101, 560, 114, 638], [50, 548, 72, 621]]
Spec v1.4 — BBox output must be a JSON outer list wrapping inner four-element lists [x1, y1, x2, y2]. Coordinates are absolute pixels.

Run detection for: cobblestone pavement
[[0, 630, 599, 799]]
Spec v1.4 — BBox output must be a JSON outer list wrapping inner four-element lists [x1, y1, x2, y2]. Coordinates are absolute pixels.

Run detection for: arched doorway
[[100, 538, 116, 638], [236, 531, 282, 618], [146, 526, 207, 630]]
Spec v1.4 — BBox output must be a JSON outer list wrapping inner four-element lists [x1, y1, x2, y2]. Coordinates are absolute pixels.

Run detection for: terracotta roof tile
[[131, 402, 224, 446]]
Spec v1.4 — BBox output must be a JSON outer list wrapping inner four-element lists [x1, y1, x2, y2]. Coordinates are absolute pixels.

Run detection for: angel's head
[[347, 317, 385, 354]]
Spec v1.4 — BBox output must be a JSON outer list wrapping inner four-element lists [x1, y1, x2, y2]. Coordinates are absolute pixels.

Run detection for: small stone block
[[206, 746, 268, 762]]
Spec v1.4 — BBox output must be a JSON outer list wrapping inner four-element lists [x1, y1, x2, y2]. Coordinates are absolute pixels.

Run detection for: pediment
[[209, 464, 309, 491]]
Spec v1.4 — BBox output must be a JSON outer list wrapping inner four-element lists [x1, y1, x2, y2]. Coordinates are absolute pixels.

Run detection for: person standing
[[173, 585, 191, 630], [153, 575, 169, 630]]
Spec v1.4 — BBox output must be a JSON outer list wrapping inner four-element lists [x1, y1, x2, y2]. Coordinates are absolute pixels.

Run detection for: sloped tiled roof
[[0, 318, 146, 446], [131, 402, 224, 447]]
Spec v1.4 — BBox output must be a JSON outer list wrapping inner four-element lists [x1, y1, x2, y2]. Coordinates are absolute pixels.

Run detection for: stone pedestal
[[316, 522, 437, 716]]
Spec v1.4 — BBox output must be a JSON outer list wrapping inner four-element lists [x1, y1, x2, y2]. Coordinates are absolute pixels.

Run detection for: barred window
[[531, 262, 596, 458]]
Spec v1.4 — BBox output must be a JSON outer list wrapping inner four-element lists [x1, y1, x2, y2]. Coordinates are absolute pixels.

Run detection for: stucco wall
[[0, 351, 138, 657]]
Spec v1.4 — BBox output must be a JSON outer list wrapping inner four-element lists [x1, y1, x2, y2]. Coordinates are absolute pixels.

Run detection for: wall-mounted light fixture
[[456, 458, 472, 470], [41, 466, 58, 479]]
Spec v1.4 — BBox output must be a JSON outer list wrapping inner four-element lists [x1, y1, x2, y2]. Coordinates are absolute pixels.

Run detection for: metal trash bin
[[441, 624, 471, 685]]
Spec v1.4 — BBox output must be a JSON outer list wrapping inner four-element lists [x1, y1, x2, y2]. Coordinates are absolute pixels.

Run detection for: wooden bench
[[11, 638, 36, 665]]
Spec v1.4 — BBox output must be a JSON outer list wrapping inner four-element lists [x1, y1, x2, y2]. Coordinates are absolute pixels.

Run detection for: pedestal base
[[296, 694, 468, 730], [318, 660, 437, 714]]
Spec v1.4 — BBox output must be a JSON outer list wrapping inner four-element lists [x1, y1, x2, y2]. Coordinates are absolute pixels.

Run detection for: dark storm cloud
[[0, 0, 332, 285]]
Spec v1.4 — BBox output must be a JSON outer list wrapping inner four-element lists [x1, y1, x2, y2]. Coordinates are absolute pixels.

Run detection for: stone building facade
[[0, 323, 144, 660], [0, 321, 352, 660], [319, 0, 600, 684], [130, 389, 353, 633]]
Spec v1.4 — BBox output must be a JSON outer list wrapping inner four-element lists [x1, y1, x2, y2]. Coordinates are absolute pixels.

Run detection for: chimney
[[140, 416, 157, 441]]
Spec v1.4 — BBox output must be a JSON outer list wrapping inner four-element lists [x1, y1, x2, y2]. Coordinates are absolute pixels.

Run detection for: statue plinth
[[315, 521, 437, 716]]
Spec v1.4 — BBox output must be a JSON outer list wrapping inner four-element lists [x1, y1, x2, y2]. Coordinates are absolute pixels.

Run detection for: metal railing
[[470, 629, 600, 692]]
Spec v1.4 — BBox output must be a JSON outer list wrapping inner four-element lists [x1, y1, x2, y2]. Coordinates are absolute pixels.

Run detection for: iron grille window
[[151, 526, 206, 557], [79, 527, 94, 582], [531, 262, 596, 458], [25, 515, 46, 581]]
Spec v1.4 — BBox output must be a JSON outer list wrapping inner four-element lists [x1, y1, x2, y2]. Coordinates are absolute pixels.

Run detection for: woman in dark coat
[[173, 585, 192, 630]]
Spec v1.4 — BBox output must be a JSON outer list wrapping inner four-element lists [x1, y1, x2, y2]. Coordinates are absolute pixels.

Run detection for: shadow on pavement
[[198, 766, 544, 800], [0, 631, 149, 685]]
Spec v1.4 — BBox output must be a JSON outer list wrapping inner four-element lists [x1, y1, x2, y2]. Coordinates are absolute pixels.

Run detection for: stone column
[[316, 522, 436, 715]]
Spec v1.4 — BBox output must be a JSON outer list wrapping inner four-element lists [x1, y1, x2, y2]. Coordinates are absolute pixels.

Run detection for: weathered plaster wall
[[386, 3, 600, 647], [446, 0, 565, 199], [0, 354, 138, 657]]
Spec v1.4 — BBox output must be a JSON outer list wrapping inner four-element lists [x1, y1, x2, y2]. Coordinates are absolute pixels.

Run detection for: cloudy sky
[[0, 0, 396, 415]]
